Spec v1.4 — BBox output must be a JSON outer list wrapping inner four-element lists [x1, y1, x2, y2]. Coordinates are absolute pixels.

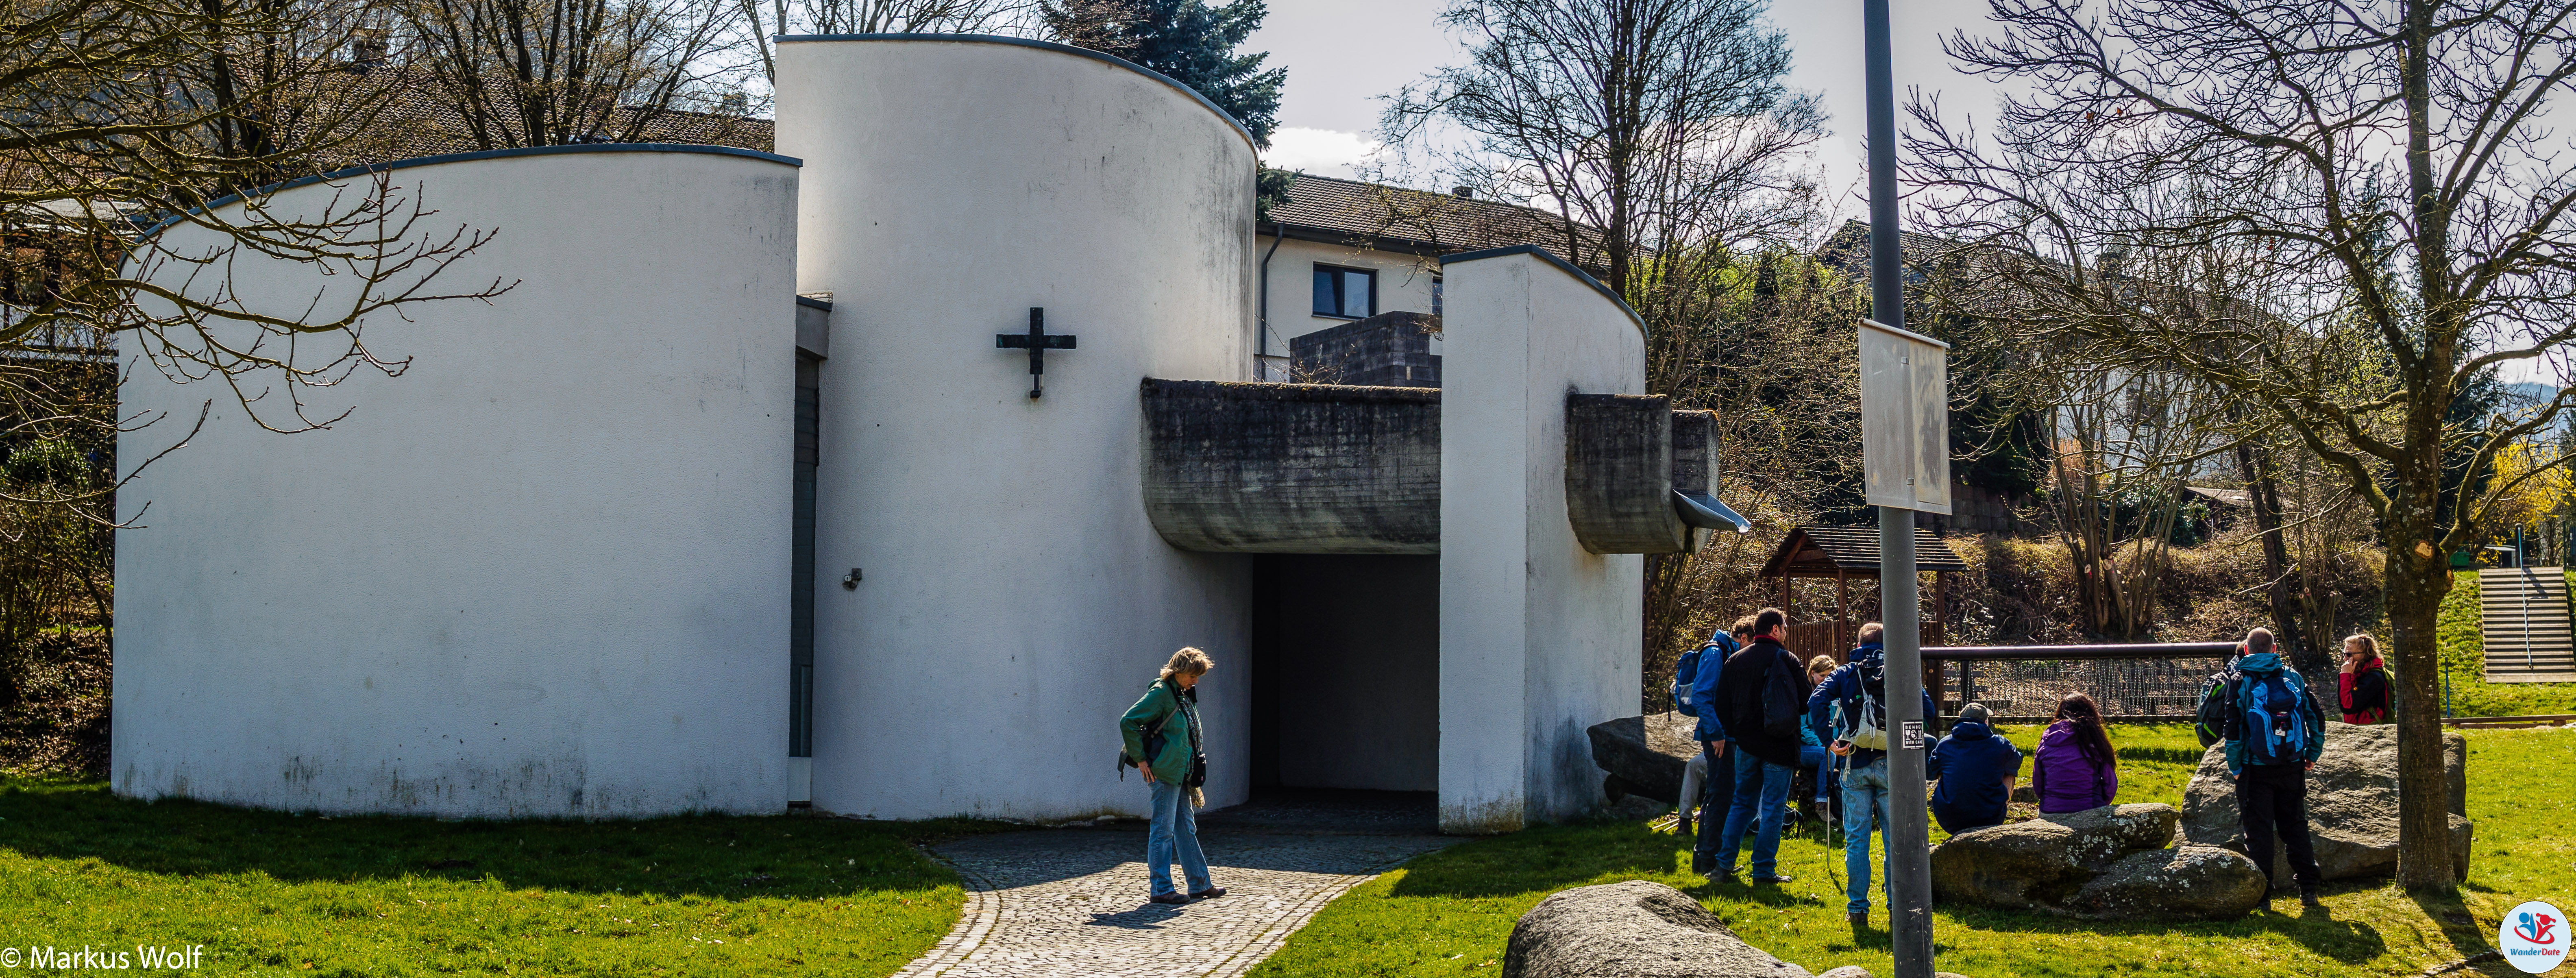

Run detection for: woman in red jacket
[[2339, 633, 2391, 725]]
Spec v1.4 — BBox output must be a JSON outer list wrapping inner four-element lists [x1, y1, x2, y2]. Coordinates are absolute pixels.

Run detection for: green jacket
[[1119, 678, 1197, 784]]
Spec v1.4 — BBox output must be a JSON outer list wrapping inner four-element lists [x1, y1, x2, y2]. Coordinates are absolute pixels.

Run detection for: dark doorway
[[790, 353, 820, 766], [1247, 554, 1439, 795]]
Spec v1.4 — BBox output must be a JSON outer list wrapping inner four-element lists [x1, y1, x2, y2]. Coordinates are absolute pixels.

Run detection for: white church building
[[113, 35, 1744, 833]]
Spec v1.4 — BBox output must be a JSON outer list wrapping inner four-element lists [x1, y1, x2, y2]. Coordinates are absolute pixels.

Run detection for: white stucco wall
[[777, 36, 1258, 821], [114, 147, 801, 817], [1256, 235, 1444, 371], [1436, 248, 1646, 833]]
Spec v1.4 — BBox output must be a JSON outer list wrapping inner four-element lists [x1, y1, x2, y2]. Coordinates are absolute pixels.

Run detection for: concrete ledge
[[1564, 393, 1689, 554], [1141, 378, 1440, 553], [1669, 409, 1724, 549]]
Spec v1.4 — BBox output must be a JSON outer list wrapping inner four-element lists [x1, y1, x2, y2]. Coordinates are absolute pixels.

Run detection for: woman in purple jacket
[[2031, 693, 2118, 813]]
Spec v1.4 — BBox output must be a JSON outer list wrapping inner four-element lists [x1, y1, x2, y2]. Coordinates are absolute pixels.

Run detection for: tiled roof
[[2185, 486, 2251, 507], [1814, 218, 2054, 322], [309, 70, 773, 173], [1759, 525, 1971, 577], [1268, 173, 1602, 265], [1813, 219, 1966, 279]]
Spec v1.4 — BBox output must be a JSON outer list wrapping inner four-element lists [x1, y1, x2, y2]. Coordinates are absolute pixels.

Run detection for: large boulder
[[2064, 844, 2270, 919], [1586, 713, 1702, 805], [1929, 803, 2178, 910], [2180, 723, 2473, 888], [1502, 880, 1815, 978]]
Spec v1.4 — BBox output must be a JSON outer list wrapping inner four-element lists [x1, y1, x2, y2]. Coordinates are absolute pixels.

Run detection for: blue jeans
[[1690, 742, 1737, 863], [1147, 779, 1211, 897], [1715, 749, 1794, 876], [1842, 757, 1897, 915]]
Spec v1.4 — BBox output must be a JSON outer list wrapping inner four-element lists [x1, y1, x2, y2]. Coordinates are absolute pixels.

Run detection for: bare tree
[[6, 0, 507, 436], [1378, 0, 1825, 301], [398, 0, 756, 146], [1644, 249, 1870, 697], [1905, 0, 2576, 890], [3, 0, 507, 756], [739, 0, 1032, 83], [2033, 358, 2228, 639]]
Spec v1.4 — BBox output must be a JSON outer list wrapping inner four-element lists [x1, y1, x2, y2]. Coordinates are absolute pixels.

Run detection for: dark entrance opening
[[1247, 554, 1439, 816], [789, 352, 820, 789]]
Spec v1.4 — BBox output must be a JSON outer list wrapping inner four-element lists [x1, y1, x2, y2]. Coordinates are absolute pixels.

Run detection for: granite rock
[[1503, 880, 1816, 978], [2179, 723, 2472, 888], [2064, 844, 2270, 919], [1587, 713, 1703, 805], [1929, 803, 2178, 910]]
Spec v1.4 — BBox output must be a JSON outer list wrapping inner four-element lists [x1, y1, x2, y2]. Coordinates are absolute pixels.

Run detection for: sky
[[1246, 0, 2003, 212]]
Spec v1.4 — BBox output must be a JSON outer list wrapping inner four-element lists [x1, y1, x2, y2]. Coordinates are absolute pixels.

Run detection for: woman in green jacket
[[1122, 647, 1224, 905]]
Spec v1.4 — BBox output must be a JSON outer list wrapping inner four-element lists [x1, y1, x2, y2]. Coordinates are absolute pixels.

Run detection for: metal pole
[[1865, 0, 1934, 972], [1865, 0, 1905, 328], [1879, 510, 1933, 975]]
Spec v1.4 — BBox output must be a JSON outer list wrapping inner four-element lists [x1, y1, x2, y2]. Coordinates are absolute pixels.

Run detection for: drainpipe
[[1256, 220, 1285, 379]]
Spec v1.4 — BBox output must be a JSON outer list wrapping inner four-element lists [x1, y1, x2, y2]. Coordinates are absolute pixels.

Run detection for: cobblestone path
[[889, 826, 1455, 978]]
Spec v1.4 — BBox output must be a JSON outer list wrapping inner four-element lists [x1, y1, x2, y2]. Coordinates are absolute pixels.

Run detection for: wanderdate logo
[[0, 945, 204, 970], [2502, 900, 2572, 975]]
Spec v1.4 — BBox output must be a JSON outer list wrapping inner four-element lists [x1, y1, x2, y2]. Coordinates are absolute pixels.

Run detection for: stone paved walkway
[[889, 823, 1455, 978]]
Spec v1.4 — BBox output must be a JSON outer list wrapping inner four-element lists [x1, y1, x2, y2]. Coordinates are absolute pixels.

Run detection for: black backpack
[[2193, 662, 2243, 747]]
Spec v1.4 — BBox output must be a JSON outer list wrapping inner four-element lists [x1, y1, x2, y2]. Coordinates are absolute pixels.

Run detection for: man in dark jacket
[[1927, 702, 2021, 834], [1705, 607, 1807, 884], [1807, 623, 1937, 930], [2221, 627, 2327, 908]]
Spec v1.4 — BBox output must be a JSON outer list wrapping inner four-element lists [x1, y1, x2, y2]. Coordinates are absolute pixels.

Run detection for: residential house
[[1257, 174, 1599, 382]]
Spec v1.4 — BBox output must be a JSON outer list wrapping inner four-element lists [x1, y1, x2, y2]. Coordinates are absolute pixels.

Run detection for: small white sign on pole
[[1859, 318, 1952, 515]]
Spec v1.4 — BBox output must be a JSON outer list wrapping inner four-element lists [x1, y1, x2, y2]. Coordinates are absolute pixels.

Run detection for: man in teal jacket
[[2219, 628, 2327, 908], [1121, 648, 1224, 905]]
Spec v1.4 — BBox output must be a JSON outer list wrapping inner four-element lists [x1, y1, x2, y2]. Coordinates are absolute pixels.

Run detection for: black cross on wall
[[996, 307, 1076, 399]]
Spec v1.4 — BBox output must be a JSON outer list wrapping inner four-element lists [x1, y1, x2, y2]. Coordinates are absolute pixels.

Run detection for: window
[[1432, 277, 1443, 316], [1312, 265, 1374, 318]]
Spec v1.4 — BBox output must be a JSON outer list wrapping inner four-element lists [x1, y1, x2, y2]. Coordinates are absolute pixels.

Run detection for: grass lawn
[[0, 776, 1006, 976], [2439, 571, 2576, 717], [1252, 725, 2576, 978]]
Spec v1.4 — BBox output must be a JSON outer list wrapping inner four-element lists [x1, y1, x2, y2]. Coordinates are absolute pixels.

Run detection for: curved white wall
[[115, 148, 801, 817], [1437, 247, 1647, 833], [777, 37, 1257, 820]]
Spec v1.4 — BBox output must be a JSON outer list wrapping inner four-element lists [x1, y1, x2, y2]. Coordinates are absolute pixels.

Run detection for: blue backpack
[[2231, 672, 2312, 767], [1673, 633, 1738, 718]]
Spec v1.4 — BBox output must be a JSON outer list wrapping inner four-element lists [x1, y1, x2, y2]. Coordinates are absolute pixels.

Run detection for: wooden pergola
[[1756, 525, 1971, 662]]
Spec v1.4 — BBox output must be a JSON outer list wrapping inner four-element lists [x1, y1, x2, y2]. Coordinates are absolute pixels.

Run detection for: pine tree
[[1041, 0, 1285, 148]]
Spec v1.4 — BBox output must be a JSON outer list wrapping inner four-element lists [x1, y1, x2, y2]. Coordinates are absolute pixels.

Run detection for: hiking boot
[[1690, 852, 1715, 875], [1676, 812, 1694, 837], [1750, 873, 1794, 885], [1848, 912, 1868, 931], [1149, 893, 1189, 905], [1189, 887, 1228, 900], [2299, 887, 2322, 908]]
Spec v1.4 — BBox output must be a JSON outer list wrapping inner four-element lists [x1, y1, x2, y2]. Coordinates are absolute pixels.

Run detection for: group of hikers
[[1670, 610, 2397, 926], [1110, 613, 2397, 913]]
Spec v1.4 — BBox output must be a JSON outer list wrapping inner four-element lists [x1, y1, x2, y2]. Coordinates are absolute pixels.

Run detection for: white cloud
[[1262, 127, 1378, 179]]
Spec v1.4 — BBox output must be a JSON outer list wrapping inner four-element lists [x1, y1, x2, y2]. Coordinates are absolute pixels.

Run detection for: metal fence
[[1923, 642, 2239, 725]]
